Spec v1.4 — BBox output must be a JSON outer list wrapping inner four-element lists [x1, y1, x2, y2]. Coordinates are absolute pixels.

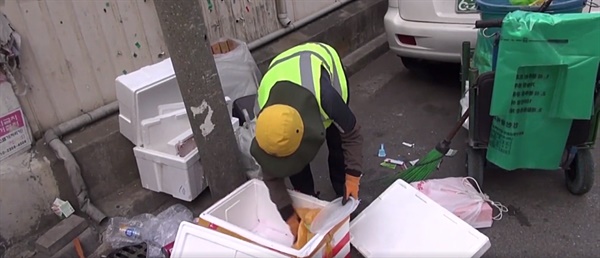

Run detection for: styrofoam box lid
[[350, 179, 491, 258], [133, 145, 199, 169], [171, 221, 287, 257], [310, 197, 358, 234]]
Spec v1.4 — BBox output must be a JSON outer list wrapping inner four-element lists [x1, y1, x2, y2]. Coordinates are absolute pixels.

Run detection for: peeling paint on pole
[[190, 100, 215, 137], [207, 0, 213, 12]]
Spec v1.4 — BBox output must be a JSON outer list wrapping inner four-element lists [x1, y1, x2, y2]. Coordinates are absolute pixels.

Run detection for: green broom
[[386, 108, 470, 184]]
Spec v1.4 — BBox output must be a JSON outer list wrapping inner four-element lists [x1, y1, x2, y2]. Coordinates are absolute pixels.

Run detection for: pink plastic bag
[[410, 177, 507, 229]]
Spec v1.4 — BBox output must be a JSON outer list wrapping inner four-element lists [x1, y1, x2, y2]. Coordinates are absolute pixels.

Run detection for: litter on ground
[[402, 142, 415, 148]]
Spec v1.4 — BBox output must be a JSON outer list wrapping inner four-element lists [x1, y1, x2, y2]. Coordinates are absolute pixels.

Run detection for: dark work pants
[[289, 124, 346, 198]]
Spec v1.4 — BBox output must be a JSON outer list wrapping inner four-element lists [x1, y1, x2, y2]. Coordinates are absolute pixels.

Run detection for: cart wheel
[[565, 149, 595, 195], [466, 147, 485, 189]]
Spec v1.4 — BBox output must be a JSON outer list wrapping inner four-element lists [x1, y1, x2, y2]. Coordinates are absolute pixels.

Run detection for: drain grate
[[106, 243, 147, 258]]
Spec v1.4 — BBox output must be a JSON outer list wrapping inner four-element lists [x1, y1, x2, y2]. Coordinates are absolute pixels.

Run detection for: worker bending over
[[250, 42, 364, 240]]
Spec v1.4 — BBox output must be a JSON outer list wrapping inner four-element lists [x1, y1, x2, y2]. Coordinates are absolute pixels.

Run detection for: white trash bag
[[411, 177, 508, 229], [235, 109, 262, 180], [213, 38, 262, 102]]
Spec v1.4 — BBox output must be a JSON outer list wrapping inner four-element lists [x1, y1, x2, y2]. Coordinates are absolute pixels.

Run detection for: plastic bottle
[[378, 144, 386, 158]]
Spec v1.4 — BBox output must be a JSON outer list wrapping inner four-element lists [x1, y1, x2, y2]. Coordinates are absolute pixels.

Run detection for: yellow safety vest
[[257, 42, 349, 128]]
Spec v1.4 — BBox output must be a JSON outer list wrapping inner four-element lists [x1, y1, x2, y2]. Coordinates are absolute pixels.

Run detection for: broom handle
[[444, 108, 470, 142]]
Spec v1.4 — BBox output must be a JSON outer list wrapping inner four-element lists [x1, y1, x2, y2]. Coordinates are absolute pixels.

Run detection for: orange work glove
[[286, 212, 301, 241], [343, 173, 361, 205]]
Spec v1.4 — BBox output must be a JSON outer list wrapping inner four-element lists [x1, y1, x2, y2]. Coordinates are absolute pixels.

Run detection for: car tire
[[400, 57, 426, 72]]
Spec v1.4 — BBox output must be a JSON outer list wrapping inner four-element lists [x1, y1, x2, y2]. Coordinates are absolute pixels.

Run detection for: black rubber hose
[[475, 19, 504, 28]]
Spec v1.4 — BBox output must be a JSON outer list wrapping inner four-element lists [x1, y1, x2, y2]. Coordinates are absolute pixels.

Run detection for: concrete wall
[[0, 0, 339, 137], [0, 0, 388, 256], [0, 149, 60, 254]]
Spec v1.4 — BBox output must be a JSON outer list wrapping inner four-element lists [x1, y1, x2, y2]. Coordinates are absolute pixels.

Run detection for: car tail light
[[397, 34, 416, 45]]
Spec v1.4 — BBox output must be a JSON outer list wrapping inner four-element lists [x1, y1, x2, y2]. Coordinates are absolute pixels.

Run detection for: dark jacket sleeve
[[319, 69, 364, 175], [262, 169, 295, 220]]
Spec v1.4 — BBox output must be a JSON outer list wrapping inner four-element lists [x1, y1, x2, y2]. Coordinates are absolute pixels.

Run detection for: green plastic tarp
[[486, 11, 600, 170]]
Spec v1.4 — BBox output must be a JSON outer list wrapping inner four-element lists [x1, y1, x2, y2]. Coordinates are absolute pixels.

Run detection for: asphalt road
[[307, 51, 599, 257]]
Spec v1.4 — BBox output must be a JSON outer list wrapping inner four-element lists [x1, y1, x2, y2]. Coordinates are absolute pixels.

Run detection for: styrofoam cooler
[[171, 179, 351, 257], [172, 222, 287, 257], [115, 57, 237, 147], [133, 111, 240, 201], [115, 58, 184, 146], [134, 105, 204, 202], [133, 146, 205, 202]]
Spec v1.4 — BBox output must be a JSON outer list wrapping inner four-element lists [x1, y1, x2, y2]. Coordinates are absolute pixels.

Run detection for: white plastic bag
[[104, 204, 193, 258], [235, 109, 262, 179], [411, 177, 507, 229], [213, 38, 262, 102]]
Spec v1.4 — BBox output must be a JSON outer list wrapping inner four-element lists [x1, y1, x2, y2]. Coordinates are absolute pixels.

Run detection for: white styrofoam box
[[140, 108, 190, 155], [194, 179, 351, 258], [116, 58, 182, 146], [350, 179, 491, 258], [133, 146, 206, 202], [172, 220, 351, 258], [165, 116, 240, 158], [158, 102, 185, 116], [172, 222, 287, 258]]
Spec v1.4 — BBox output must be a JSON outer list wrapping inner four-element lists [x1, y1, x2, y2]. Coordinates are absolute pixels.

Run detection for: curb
[[342, 34, 389, 77], [252, 0, 387, 74]]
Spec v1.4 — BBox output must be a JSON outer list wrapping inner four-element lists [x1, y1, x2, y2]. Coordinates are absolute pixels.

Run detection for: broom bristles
[[388, 149, 445, 183]]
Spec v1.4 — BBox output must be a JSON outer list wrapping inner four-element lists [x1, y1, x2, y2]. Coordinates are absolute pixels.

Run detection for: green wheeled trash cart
[[460, 1, 598, 195]]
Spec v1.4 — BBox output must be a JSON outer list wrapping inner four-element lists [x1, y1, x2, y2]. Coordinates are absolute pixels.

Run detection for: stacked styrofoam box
[[115, 58, 239, 202], [132, 110, 239, 202]]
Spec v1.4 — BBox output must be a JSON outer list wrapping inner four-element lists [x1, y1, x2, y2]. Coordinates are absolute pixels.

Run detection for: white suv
[[384, 0, 599, 70]]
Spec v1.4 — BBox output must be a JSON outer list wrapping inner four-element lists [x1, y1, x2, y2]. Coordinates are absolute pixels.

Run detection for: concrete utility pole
[[153, 0, 247, 200]]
